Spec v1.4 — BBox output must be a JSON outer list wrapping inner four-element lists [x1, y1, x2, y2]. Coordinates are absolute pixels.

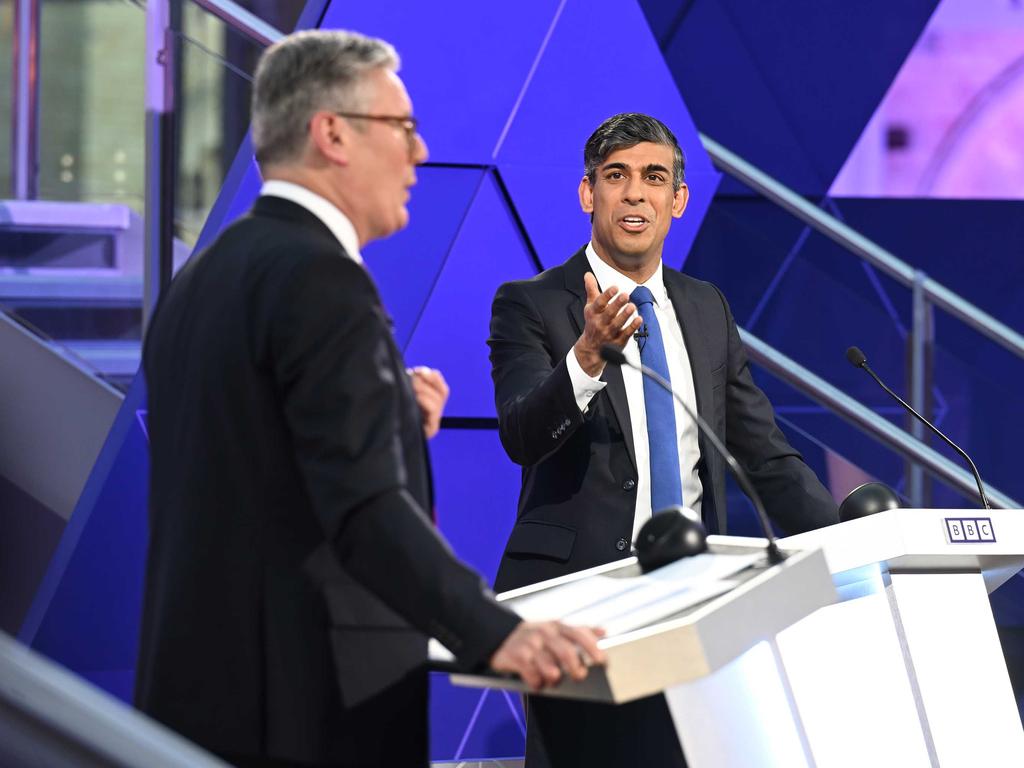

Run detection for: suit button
[[615, 538, 628, 552], [622, 479, 636, 491]]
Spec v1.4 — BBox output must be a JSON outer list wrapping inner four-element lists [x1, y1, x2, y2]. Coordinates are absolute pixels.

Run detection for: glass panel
[[1, 1, 293, 388], [174, 0, 308, 247], [37, 0, 145, 209], [174, 1, 261, 248]]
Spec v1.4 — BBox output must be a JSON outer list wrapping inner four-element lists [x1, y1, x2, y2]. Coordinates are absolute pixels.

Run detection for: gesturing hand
[[489, 620, 607, 691], [408, 366, 449, 439], [573, 272, 642, 377]]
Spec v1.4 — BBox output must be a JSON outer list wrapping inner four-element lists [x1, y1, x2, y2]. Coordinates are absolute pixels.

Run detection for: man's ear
[[579, 175, 595, 214], [309, 111, 351, 167], [672, 182, 689, 219]]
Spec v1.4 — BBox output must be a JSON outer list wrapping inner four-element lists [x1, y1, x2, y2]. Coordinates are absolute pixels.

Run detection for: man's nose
[[412, 132, 429, 165], [622, 175, 645, 202]]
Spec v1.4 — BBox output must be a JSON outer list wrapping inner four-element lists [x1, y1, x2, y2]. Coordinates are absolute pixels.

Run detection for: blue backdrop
[[22, 0, 1024, 761]]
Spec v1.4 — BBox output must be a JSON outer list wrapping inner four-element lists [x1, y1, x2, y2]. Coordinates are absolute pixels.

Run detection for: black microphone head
[[600, 345, 628, 366], [846, 346, 867, 368], [635, 506, 708, 573], [838, 481, 902, 522]]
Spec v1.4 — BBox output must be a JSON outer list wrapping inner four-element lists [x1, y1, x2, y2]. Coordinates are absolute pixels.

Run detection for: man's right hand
[[573, 272, 642, 377], [489, 621, 607, 691]]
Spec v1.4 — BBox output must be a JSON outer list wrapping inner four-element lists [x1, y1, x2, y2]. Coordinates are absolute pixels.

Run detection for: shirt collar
[[584, 242, 668, 306], [260, 180, 363, 264]]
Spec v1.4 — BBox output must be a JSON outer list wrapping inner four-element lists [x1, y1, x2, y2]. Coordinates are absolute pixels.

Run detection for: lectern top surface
[[778, 508, 1024, 591], [504, 551, 762, 639]]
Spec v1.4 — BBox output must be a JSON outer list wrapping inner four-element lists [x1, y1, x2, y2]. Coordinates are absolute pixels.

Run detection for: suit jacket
[[489, 247, 837, 592], [136, 196, 519, 766]]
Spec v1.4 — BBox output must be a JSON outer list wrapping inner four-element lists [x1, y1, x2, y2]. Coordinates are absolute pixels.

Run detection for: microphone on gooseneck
[[600, 345, 786, 565], [845, 346, 991, 510]]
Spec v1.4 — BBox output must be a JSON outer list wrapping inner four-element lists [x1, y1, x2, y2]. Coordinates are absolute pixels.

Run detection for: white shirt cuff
[[566, 348, 607, 413]]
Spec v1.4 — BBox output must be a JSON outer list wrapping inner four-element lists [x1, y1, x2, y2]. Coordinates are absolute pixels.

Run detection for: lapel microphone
[[633, 325, 649, 351]]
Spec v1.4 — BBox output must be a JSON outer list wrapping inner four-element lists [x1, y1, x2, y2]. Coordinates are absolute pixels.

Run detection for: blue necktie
[[630, 285, 683, 513]]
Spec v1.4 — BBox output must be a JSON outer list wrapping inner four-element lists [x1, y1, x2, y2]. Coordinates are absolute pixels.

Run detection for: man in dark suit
[[136, 30, 603, 768], [488, 113, 838, 766]]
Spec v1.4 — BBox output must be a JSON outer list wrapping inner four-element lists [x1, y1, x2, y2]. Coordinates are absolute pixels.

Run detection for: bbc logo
[[944, 517, 996, 543]]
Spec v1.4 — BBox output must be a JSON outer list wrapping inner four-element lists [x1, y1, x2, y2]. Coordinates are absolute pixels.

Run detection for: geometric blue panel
[[493, 0, 720, 269], [321, 0, 562, 164], [429, 429, 523, 585], [662, 169, 721, 270], [495, 164, 592, 270], [494, 0, 717, 181], [363, 166, 487, 349], [429, 674, 526, 762], [655, 0, 938, 194], [404, 172, 539, 418], [428, 428, 526, 760]]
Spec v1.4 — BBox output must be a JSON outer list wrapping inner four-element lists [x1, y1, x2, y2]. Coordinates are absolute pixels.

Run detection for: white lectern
[[777, 508, 1024, 768], [437, 542, 837, 767]]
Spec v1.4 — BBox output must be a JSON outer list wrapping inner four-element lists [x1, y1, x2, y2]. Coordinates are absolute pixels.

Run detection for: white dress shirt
[[260, 180, 363, 264], [565, 243, 704, 539]]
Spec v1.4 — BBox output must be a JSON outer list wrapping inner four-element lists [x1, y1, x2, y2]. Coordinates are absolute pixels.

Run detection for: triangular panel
[[429, 674, 526, 762], [363, 167, 487, 348], [657, 0, 938, 194], [494, 0, 717, 181], [403, 172, 540, 418], [320, 0, 562, 164]]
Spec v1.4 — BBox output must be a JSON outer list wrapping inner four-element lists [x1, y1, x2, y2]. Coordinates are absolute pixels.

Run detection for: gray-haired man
[[136, 29, 603, 768]]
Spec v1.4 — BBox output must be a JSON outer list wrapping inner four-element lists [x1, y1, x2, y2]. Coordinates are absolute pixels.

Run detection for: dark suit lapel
[[564, 247, 638, 473], [664, 269, 714, 440]]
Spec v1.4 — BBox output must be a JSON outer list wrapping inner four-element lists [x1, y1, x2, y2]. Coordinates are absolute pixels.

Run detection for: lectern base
[[665, 639, 813, 768], [525, 693, 687, 768], [526, 638, 816, 768]]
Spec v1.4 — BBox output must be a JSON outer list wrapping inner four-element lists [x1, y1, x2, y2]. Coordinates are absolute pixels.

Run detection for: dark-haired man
[[136, 29, 603, 768], [488, 113, 838, 766]]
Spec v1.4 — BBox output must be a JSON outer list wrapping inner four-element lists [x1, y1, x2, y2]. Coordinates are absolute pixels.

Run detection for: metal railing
[[702, 134, 1024, 507], [701, 135, 1024, 360], [741, 329, 1019, 509], [11, 0, 40, 199]]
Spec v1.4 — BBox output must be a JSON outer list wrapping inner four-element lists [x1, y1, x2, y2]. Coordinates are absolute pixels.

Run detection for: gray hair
[[251, 29, 400, 166], [584, 113, 686, 190]]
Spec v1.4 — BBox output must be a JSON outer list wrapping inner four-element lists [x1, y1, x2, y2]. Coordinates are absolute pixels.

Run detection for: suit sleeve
[[715, 287, 839, 534], [271, 253, 519, 668], [488, 280, 586, 466]]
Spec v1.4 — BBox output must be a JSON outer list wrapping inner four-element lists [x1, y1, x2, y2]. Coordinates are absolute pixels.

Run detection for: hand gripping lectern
[[434, 541, 838, 768], [775, 508, 1024, 768]]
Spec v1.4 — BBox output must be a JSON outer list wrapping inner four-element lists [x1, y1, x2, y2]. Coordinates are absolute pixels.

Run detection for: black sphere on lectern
[[838, 482, 903, 522], [635, 506, 708, 573]]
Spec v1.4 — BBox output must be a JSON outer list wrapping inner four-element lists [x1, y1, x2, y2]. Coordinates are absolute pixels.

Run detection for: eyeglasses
[[333, 112, 421, 156]]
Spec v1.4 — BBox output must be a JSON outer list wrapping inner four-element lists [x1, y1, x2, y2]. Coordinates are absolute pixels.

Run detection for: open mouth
[[620, 215, 648, 232]]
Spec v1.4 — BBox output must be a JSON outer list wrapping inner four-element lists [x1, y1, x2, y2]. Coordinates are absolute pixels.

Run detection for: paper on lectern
[[506, 552, 761, 637]]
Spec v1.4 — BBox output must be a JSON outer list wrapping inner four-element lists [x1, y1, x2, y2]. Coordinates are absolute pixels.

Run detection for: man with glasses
[[136, 29, 603, 768]]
